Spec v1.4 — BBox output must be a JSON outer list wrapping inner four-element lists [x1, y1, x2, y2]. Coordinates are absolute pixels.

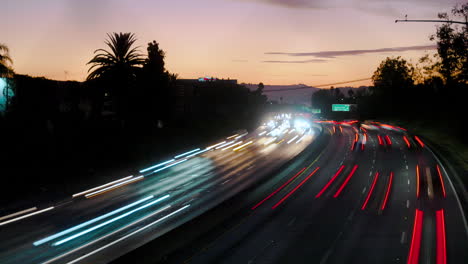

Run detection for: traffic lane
[[63, 133, 317, 264], [387, 132, 468, 263], [186, 126, 353, 263], [0, 130, 314, 264], [325, 129, 468, 264], [322, 131, 416, 263]]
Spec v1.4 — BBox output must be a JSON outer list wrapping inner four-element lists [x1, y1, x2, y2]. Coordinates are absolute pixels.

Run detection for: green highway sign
[[312, 108, 321, 114], [332, 104, 350, 112]]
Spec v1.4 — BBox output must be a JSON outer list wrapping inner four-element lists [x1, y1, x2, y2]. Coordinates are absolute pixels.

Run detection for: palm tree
[[87, 32, 143, 80], [87, 33, 143, 121], [0, 43, 13, 77]]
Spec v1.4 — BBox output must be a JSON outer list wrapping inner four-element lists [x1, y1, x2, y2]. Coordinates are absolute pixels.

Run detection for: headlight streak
[[222, 141, 243, 151], [0, 207, 37, 222], [139, 160, 175, 173], [234, 132, 248, 139], [287, 135, 299, 144], [174, 148, 200, 159], [0, 207, 53, 227], [40, 205, 174, 264], [33, 196, 154, 246], [185, 149, 209, 158], [152, 159, 188, 174], [226, 134, 239, 139], [72, 176, 134, 197], [296, 134, 306, 144], [232, 141, 253, 151], [85, 176, 145, 198], [64, 205, 190, 264], [206, 141, 226, 150], [215, 140, 236, 149], [53, 195, 170, 246]]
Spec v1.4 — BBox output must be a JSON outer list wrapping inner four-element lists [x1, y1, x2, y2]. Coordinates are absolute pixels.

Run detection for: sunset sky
[[3, 0, 462, 86]]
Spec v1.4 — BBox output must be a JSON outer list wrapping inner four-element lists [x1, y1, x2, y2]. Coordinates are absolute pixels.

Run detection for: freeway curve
[[147, 121, 468, 264], [1, 118, 467, 264], [0, 115, 316, 264]]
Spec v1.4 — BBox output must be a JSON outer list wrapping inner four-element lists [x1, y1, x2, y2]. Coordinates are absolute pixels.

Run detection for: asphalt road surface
[[158, 122, 468, 264], [0, 116, 317, 264], [1, 119, 467, 264]]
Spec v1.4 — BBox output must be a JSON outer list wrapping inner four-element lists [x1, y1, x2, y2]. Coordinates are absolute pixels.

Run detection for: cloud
[[232, 59, 249, 62], [262, 59, 328, 63], [265, 44, 436, 58]]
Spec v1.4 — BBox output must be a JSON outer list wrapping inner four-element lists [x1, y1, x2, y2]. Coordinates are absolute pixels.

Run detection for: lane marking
[[401, 231, 406, 244], [406, 200, 410, 208]]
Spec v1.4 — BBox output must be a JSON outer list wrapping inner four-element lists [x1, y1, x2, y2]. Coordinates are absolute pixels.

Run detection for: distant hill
[[243, 83, 369, 106]]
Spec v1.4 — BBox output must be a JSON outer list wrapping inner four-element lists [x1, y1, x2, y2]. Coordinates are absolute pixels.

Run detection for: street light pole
[[395, 19, 467, 25]]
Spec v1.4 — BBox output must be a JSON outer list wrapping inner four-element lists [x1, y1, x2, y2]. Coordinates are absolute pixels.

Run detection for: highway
[[155, 121, 468, 264], [0, 114, 317, 264], [1, 117, 467, 264]]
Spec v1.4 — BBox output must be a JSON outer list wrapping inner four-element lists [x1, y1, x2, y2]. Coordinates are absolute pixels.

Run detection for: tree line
[[311, 3, 468, 142]]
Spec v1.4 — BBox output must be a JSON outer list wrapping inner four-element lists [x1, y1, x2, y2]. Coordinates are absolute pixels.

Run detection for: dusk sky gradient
[[3, 0, 462, 86]]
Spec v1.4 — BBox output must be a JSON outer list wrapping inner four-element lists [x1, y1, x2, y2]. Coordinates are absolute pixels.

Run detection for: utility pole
[[395, 15, 468, 25]]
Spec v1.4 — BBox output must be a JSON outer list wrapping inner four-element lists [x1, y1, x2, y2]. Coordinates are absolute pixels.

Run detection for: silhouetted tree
[[0, 43, 13, 77], [87, 33, 144, 123], [348, 89, 354, 98], [371, 56, 415, 116], [430, 3, 468, 86], [136, 40, 175, 127]]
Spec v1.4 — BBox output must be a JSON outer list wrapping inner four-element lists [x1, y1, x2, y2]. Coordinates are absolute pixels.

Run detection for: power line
[[263, 78, 371, 92], [395, 19, 467, 25]]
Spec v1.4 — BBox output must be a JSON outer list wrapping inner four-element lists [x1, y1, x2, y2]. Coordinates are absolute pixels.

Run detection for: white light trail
[[64, 205, 190, 264], [0, 207, 54, 227], [72, 176, 134, 197], [85, 176, 144, 198]]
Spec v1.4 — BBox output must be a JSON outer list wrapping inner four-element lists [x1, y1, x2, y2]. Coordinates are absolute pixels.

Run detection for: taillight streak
[[436, 165, 446, 198], [385, 135, 392, 145], [333, 165, 359, 198], [378, 135, 383, 145], [272, 167, 320, 209], [381, 172, 393, 210], [414, 136, 424, 148], [435, 209, 447, 264], [407, 209, 424, 264], [251, 167, 307, 210], [403, 136, 411, 148], [361, 171, 379, 210], [315, 165, 345, 198]]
